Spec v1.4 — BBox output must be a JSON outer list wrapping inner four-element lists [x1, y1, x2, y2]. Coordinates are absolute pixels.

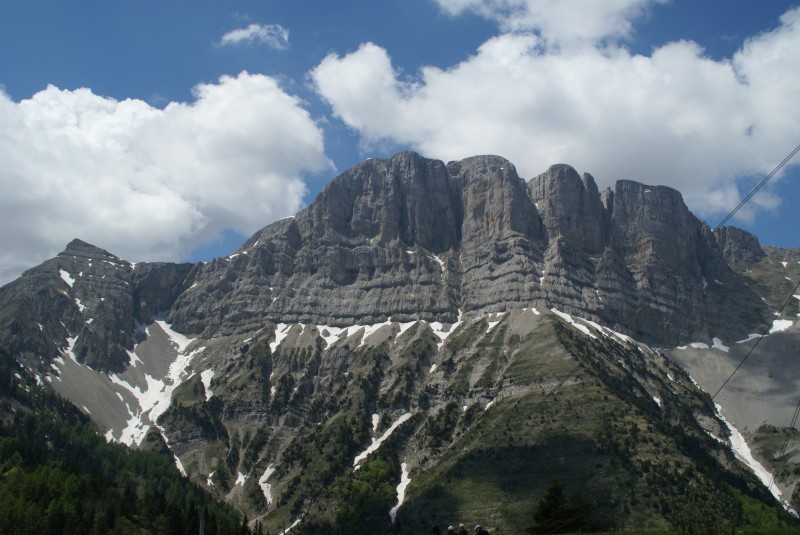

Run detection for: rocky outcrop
[[132, 262, 194, 322], [714, 226, 767, 271], [528, 164, 608, 252]]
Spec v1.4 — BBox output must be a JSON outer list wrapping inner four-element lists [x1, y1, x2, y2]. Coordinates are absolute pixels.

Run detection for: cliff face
[[0, 151, 774, 371], [160, 151, 767, 346]]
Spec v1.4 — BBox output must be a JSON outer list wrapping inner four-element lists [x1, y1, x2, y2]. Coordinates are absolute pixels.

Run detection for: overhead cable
[[714, 142, 800, 230]]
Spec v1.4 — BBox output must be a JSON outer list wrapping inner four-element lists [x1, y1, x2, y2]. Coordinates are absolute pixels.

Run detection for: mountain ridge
[[1, 151, 799, 533]]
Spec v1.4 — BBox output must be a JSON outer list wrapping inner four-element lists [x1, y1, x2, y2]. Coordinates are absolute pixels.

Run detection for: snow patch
[[318, 325, 346, 349], [736, 333, 764, 344], [716, 404, 797, 516], [354, 413, 413, 468], [155, 319, 194, 352], [259, 464, 276, 505], [174, 455, 186, 476], [485, 312, 505, 333], [201, 369, 214, 400], [431, 254, 445, 273], [358, 320, 393, 348], [207, 471, 215, 487], [127, 349, 142, 367], [235, 472, 247, 487], [484, 399, 495, 411], [429, 363, 437, 374], [653, 396, 662, 408], [64, 336, 79, 362], [396, 320, 416, 337], [279, 518, 301, 535], [689, 342, 709, 349], [109, 322, 204, 446], [74, 298, 85, 312], [270, 324, 291, 352], [430, 313, 464, 350], [770, 319, 793, 333], [551, 309, 597, 339], [59, 269, 75, 287], [389, 462, 410, 523], [372, 413, 380, 433], [711, 338, 729, 352]]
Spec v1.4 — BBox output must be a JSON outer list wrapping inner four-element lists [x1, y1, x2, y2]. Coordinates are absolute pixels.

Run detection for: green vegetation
[[527, 479, 605, 533], [331, 459, 397, 534], [0, 349, 249, 535]]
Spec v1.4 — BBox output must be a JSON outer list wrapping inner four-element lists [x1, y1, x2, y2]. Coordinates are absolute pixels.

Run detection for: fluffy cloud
[[0, 72, 330, 284], [220, 23, 289, 49], [311, 7, 800, 223], [434, 0, 667, 47]]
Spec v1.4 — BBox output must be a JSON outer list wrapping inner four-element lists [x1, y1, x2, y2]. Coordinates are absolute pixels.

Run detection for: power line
[[709, 141, 800, 399], [711, 277, 800, 400], [768, 398, 800, 491], [714, 142, 800, 230]]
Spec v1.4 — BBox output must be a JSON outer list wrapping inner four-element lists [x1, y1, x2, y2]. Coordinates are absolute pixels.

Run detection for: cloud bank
[[311, 4, 800, 223], [220, 23, 290, 49], [0, 72, 329, 284]]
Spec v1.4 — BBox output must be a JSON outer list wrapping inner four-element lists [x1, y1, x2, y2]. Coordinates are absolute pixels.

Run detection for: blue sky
[[0, 1, 798, 283]]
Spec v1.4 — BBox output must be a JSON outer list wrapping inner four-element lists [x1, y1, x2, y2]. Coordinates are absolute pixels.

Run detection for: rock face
[[0, 151, 774, 367], [715, 226, 768, 270], [0, 239, 193, 373], [163, 151, 767, 347]]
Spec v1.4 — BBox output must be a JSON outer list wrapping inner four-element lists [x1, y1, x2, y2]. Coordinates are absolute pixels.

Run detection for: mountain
[[1, 151, 798, 534]]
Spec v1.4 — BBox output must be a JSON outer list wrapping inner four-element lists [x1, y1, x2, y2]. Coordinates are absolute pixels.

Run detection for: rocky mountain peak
[[298, 150, 458, 253], [528, 163, 606, 252], [60, 238, 122, 261], [714, 225, 767, 270]]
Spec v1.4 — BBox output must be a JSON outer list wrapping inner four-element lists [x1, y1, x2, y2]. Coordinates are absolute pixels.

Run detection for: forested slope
[[0, 348, 250, 535]]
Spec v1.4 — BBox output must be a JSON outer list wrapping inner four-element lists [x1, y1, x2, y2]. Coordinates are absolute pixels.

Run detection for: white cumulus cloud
[[220, 23, 289, 49], [311, 6, 800, 224], [0, 72, 330, 285], [434, 0, 668, 47]]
